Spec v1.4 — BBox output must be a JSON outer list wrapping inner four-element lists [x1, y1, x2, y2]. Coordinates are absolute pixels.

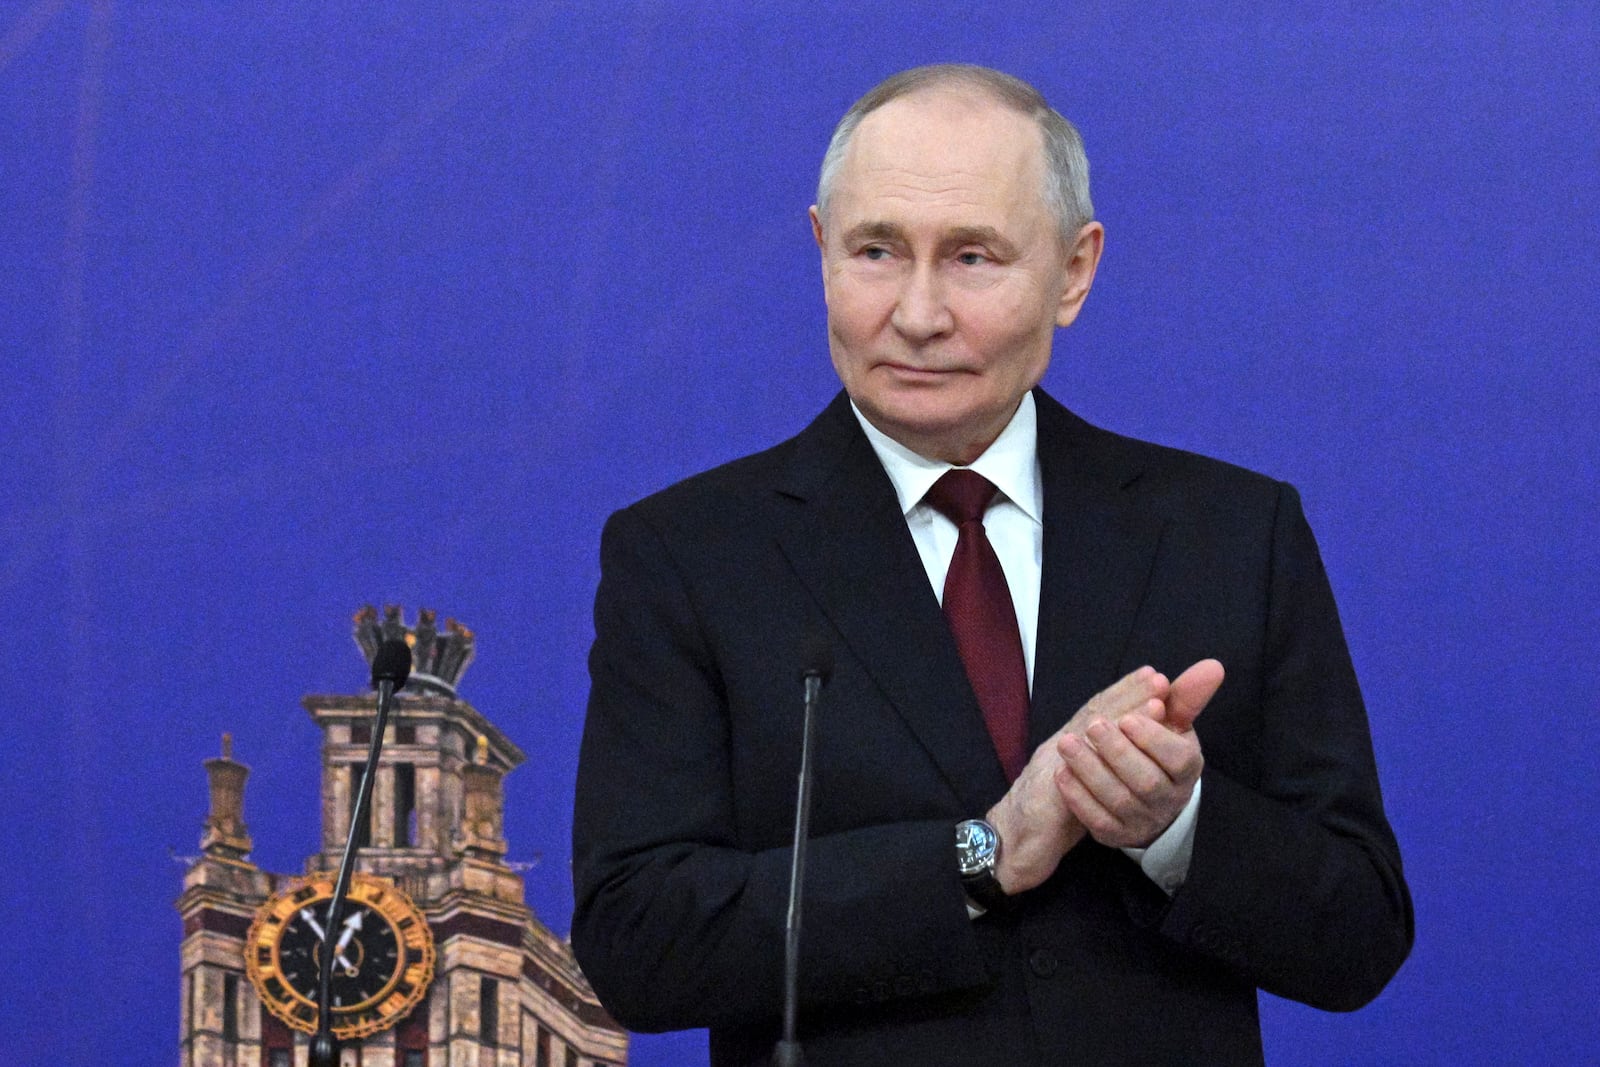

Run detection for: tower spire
[[200, 733, 253, 860]]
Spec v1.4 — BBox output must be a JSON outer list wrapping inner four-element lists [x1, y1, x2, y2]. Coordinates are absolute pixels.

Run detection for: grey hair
[[815, 63, 1094, 241]]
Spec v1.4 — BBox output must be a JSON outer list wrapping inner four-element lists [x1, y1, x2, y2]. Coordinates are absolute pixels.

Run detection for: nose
[[890, 262, 954, 343]]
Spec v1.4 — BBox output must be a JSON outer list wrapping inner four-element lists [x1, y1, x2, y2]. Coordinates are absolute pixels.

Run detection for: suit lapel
[[1028, 391, 1169, 748], [768, 391, 1168, 805], [773, 395, 1010, 812]]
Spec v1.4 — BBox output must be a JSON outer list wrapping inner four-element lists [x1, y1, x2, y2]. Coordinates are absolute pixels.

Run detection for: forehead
[[829, 90, 1051, 232]]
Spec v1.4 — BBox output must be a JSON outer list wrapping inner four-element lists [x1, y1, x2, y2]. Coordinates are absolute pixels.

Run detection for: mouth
[[879, 361, 965, 380]]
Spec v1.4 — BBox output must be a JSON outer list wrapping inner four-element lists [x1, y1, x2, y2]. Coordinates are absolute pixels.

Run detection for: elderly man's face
[[811, 91, 1101, 465]]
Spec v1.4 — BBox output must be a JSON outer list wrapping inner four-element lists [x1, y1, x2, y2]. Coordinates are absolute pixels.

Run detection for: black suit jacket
[[572, 389, 1412, 1066]]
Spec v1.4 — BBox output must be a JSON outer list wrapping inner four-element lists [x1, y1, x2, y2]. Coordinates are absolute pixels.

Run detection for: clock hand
[[333, 910, 364, 975], [299, 907, 329, 943], [299, 905, 357, 974]]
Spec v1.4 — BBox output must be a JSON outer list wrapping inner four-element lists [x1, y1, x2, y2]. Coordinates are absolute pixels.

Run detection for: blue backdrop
[[3, 3, 1596, 1064]]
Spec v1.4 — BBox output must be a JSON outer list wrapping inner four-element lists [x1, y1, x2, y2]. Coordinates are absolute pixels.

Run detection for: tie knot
[[925, 469, 999, 525]]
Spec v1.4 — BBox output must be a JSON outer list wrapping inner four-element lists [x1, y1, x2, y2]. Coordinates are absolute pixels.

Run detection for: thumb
[[1166, 659, 1224, 732]]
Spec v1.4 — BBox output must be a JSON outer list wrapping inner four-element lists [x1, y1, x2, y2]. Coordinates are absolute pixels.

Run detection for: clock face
[[247, 873, 435, 1039]]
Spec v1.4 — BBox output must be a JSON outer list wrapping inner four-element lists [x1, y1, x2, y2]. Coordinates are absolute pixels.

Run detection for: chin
[[871, 402, 990, 457]]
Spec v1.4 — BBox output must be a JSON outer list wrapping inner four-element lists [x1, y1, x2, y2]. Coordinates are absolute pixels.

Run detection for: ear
[[809, 205, 831, 289], [1054, 221, 1105, 328]]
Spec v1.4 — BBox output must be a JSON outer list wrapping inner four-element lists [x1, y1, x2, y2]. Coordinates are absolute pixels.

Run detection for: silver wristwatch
[[955, 818, 1008, 911]]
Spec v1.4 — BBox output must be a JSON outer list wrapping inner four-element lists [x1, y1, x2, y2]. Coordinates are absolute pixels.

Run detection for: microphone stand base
[[309, 1031, 339, 1067], [772, 1039, 804, 1067]]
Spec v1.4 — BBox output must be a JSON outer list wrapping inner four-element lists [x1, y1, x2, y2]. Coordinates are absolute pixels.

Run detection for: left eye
[[956, 252, 988, 266]]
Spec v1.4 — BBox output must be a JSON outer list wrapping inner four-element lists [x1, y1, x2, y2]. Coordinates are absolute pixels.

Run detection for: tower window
[[394, 763, 416, 847], [222, 972, 239, 1043], [480, 976, 499, 1046]]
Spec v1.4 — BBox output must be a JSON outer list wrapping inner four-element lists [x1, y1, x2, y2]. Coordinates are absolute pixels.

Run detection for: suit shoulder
[[609, 432, 802, 536], [1125, 430, 1280, 490], [1039, 390, 1285, 495], [1076, 419, 1292, 521]]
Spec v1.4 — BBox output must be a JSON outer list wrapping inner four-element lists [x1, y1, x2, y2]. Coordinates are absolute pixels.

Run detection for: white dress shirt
[[852, 393, 1199, 897]]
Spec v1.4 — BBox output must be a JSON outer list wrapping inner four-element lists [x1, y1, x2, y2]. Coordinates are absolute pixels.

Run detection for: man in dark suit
[[571, 64, 1411, 1065]]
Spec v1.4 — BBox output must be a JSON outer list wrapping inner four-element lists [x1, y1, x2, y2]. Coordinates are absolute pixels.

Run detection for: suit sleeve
[[1153, 482, 1414, 1010], [570, 505, 991, 1033]]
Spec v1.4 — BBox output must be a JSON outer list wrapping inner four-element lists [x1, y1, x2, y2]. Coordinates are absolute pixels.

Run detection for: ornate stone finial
[[201, 734, 253, 860], [353, 605, 476, 696]]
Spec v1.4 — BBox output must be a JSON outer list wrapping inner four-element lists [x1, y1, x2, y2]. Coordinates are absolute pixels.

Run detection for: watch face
[[247, 873, 435, 1040], [955, 819, 999, 876]]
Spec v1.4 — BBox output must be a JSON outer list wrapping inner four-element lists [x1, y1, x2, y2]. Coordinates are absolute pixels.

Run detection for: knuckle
[[1109, 794, 1142, 822]]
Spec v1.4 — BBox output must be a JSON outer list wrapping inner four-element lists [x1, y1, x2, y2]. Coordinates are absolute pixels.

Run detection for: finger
[[1085, 718, 1171, 800], [1054, 760, 1123, 840], [1165, 659, 1225, 732], [1073, 696, 1167, 733], [1058, 731, 1141, 817], [1088, 720, 1201, 847], [1117, 714, 1204, 787], [1065, 682, 1168, 739], [1093, 666, 1170, 718]]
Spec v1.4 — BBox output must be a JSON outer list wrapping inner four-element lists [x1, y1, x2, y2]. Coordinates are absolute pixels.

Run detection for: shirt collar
[[851, 392, 1043, 524]]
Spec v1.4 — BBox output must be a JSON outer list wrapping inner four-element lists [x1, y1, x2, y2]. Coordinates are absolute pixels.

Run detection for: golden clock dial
[[246, 873, 434, 1040]]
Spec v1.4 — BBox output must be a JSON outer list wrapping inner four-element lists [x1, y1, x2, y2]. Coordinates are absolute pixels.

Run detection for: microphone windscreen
[[371, 638, 413, 689], [799, 632, 834, 684]]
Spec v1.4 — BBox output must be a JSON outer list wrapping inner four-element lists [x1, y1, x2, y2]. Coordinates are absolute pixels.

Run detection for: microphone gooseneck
[[310, 638, 412, 1067], [775, 635, 831, 1067]]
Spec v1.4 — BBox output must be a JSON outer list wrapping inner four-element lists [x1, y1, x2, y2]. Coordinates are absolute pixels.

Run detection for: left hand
[[1053, 659, 1220, 848]]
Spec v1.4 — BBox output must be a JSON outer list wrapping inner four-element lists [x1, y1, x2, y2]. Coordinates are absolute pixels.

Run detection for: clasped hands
[[986, 659, 1225, 895]]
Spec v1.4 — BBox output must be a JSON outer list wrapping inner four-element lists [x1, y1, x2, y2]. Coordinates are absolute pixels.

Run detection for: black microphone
[[310, 637, 411, 1067], [774, 635, 832, 1067], [799, 634, 833, 690], [370, 638, 412, 688]]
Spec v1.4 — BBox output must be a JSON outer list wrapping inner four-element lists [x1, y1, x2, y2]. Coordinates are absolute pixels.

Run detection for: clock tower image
[[176, 606, 628, 1067]]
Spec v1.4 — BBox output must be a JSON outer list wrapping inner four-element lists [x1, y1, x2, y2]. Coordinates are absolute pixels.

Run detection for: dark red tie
[[924, 470, 1029, 781]]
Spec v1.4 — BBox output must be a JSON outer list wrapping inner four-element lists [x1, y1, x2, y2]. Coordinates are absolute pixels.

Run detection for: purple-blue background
[[4, 3, 1596, 1064]]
